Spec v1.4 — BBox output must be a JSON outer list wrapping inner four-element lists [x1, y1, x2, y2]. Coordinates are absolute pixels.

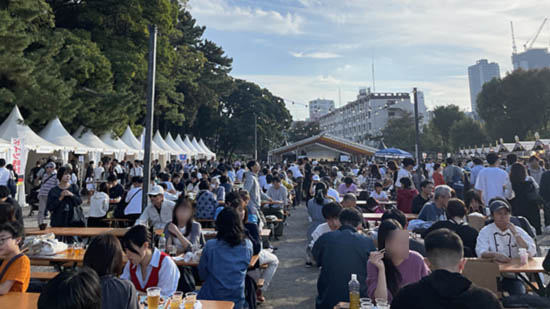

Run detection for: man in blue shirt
[[312, 208, 376, 309], [418, 185, 452, 223]]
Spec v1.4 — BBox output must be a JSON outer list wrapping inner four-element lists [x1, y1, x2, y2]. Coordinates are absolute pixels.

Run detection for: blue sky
[[189, 0, 550, 120]]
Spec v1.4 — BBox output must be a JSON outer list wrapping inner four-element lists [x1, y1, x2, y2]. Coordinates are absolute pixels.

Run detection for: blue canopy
[[375, 147, 413, 158]]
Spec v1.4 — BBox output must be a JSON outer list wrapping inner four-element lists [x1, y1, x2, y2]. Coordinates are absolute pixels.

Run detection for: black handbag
[[69, 205, 86, 227]]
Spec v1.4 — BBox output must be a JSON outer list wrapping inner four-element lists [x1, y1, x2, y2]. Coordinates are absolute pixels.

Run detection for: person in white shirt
[[370, 183, 389, 201], [476, 198, 536, 295], [395, 158, 415, 189], [135, 185, 175, 229], [121, 225, 180, 297], [475, 152, 514, 207], [94, 161, 105, 182], [87, 182, 110, 227], [0, 159, 10, 187], [236, 167, 246, 182], [308, 202, 342, 257], [323, 176, 341, 203]]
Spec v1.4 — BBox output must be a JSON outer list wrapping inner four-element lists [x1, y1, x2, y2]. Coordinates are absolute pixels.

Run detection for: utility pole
[[413, 88, 420, 164], [254, 113, 258, 160], [142, 24, 157, 209]]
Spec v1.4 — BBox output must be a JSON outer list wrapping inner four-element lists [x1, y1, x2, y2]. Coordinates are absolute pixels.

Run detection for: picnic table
[[499, 257, 546, 295], [2, 292, 39, 309], [176, 254, 259, 269], [363, 213, 417, 221], [25, 227, 116, 237]]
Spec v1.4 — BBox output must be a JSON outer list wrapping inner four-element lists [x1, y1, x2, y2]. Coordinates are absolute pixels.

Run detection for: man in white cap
[[135, 185, 175, 229]]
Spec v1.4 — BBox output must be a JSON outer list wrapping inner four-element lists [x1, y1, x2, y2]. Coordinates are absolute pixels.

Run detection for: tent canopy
[[153, 131, 179, 155], [73, 126, 119, 155], [176, 134, 196, 157], [165, 133, 186, 155], [184, 136, 202, 155], [121, 126, 142, 150], [199, 139, 216, 158], [100, 131, 139, 155], [0, 106, 61, 153], [140, 130, 165, 154], [39, 117, 93, 154], [375, 147, 412, 158]]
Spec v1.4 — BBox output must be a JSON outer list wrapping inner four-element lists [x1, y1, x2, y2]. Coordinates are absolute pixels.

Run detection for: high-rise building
[[309, 99, 335, 121], [512, 48, 550, 70], [468, 59, 500, 115]]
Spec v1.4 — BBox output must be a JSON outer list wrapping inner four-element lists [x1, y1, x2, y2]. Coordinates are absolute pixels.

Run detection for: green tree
[[381, 112, 416, 151], [430, 105, 466, 149], [478, 69, 550, 141], [287, 121, 320, 142], [449, 118, 489, 150]]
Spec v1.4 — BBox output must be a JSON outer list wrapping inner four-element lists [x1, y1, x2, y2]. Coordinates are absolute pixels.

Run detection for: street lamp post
[[142, 24, 157, 208], [254, 112, 258, 160], [413, 88, 420, 164]]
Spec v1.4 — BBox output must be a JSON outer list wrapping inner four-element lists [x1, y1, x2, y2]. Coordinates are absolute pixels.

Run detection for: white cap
[[148, 185, 164, 196], [312, 175, 320, 181], [351, 274, 357, 280]]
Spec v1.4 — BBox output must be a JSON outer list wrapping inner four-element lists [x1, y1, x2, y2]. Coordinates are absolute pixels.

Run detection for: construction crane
[[510, 21, 517, 54], [523, 17, 548, 51]]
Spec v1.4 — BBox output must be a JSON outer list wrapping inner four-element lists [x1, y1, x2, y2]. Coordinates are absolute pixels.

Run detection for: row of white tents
[[458, 136, 549, 157], [0, 106, 216, 167]]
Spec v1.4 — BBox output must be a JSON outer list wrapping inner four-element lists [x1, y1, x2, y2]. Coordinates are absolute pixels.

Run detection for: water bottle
[[158, 233, 166, 252], [349, 273, 360, 309]]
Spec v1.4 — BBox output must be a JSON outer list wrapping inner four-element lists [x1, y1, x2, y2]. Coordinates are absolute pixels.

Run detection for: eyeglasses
[[0, 236, 13, 246]]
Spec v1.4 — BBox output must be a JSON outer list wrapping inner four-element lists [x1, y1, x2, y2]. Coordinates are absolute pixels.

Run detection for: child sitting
[[0, 221, 30, 294]]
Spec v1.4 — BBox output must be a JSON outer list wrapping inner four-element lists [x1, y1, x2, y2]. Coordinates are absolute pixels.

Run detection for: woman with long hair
[[198, 208, 253, 309], [306, 182, 330, 266], [509, 162, 543, 234], [165, 196, 203, 254], [367, 219, 429, 303]]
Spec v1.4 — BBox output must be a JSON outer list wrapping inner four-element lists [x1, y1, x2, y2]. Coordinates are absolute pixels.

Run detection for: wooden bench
[[31, 272, 59, 281]]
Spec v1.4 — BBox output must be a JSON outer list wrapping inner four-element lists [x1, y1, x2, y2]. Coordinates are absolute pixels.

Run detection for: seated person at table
[[476, 198, 536, 295], [417, 185, 452, 223], [230, 198, 277, 302], [422, 199, 478, 257], [338, 177, 358, 195], [396, 177, 418, 214], [367, 219, 429, 303], [195, 180, 218, 220], [121, 225, 180, 297], [309, 202, 342, 250], [38, 267, 101, 309], [198, 208, 253, 309], [87, 182, 110, 227], [83, 234, 138, 309], [165, 196, 203, 254], [135, 185, 175, 230], [0, 221, 29, 294], [159, 183, 179, 202], [107, 174, 124, 206], [370, 182, 389, 201], [377, 209, 426, 257], [411, 180, 433, 214], [312, 208, 376, 309], [341, 193, 361, 212], [391, 229, 502, 309], [0, 186, 23, 227], [265, 177, 287, 238]]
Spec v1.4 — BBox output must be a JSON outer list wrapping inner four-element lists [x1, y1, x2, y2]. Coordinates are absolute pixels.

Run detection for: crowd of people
[[1, 152, 550, 308]]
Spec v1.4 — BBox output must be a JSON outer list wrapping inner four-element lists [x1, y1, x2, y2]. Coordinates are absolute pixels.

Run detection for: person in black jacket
[[0, 185, 23, 227], [509, 163, 543, 234], [422, 199, 478, 257], [539, 170, 550, 229], [391, 229, 503, 309], [46, 166, 82, 227]]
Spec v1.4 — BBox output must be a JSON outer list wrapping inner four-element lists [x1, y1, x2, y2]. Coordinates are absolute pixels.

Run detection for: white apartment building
[[308, 99, 335, 121], [319, 88, 429, 144]]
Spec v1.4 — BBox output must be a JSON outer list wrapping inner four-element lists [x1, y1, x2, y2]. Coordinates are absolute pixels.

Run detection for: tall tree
[[449, 118, 489, 150], [430, 105, 466, 149], [381, 112, 416, 151]]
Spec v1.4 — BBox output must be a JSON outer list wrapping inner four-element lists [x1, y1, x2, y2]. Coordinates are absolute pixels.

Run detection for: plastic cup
[[170, 291, 183, 309], [146, 287, 161, 309], [519, 248, 528, 265]]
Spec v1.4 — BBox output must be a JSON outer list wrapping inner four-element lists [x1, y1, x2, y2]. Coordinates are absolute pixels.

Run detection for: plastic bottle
[[349, 273, 360, 309], [158, 233, 166, 252]]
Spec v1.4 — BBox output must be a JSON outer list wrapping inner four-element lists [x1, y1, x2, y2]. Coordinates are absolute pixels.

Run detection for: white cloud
[[189, 0, 304, 35], [290, 51, 341, 59]]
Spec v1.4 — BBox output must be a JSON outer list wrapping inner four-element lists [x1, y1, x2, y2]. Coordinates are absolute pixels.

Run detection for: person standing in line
[[37, 162, 58, 226], [475, 152, 514, 208]]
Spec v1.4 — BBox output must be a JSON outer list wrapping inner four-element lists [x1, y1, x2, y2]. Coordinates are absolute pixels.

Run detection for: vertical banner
[[11, 138, 24, 184]]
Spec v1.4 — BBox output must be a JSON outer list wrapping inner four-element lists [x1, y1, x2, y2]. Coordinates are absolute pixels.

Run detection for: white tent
[[0, 106, 61, 153], [192, 137, 208, 158], [100, 131, 140, 160], [140, 130, 165, 154], [39, 117, 95, 163], [73, 126, 119, 164], [153, 131, 179, 155], [0, 138, 8, 160], [121, 126, 144, 149], [184, 136, 203, 157], [165, 133, 187, 157], [199, 138, 216, 158], [176, 134, 196, 158]]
